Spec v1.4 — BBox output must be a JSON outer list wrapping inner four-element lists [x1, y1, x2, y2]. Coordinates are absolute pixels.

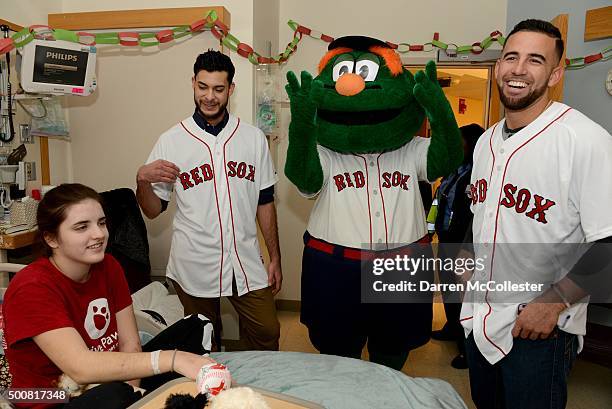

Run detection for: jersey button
[[369, 161, 375, 167], [373, 189, 378, 195], [375, 211, 381, 217], [377, 239, 383, 243], [497, 166, 502, 171], [500, 149, 505, 154]]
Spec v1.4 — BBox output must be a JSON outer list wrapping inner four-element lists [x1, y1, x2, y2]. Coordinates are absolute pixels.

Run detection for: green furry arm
[[284, 71, 324, 193], [285, 125, 323, 194], [413, 61, 463, 180]]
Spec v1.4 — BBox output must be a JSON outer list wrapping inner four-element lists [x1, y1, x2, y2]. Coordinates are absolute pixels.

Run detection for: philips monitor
[[19, 39, 97, 96]]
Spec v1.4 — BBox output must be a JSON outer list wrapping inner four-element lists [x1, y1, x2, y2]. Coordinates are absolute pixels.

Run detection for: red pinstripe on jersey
[[180, 121, 226, 296], [222, 119, 252, 292], [488, 122, 499, 183], [354, 155, 373, 249], [376, 154, 390, 249], [482, 107, 572, 356]]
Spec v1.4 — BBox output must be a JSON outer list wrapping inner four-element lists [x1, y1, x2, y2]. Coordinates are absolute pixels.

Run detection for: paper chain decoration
[[0, 10, 609, 70]]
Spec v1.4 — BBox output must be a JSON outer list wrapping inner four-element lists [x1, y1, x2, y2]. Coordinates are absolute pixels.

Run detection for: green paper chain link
[[173, 26, 192, 40], [138, 33, 159, 47], [95, 33, 120, 45], [53, 29, 78, 43], [221, 32, 240, 51], [12, 28, 34, 48]]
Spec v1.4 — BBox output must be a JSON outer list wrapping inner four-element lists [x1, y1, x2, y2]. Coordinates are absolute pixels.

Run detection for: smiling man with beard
[[461, 19, 612, 409], [137, 50, 282, 353]]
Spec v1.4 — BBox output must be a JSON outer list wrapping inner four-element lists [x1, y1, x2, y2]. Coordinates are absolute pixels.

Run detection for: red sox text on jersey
[[470, 179, 556, 224], [179, 161, 256, 190], [333, 170, 411, 192]]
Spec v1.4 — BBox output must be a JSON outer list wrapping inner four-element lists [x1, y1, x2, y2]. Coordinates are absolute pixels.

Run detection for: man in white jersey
[[136, 50, 281, 351], [462, 19, 612, 409]]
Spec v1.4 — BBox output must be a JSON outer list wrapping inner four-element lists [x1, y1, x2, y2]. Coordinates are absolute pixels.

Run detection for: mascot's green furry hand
[[284, 70, 326, 193], [414, 61, 446, 119], [414, 61, 463, 180]]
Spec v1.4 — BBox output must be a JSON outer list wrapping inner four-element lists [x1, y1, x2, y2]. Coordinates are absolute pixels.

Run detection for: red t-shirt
[[3, 254, 132, 399]]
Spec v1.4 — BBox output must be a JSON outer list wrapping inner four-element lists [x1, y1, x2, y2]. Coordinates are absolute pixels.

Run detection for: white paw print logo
[[84, 298, 110, 340]]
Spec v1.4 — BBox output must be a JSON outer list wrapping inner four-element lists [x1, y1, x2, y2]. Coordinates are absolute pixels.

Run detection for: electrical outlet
[[20, 124, 33, 144], [25, 161, 36, 181]]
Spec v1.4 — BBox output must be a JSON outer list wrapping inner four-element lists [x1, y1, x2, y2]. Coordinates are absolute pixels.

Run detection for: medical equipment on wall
[[0, 25, 15, 143], [17, 39, 97, 96], [17, 95, 69, 139], [0, 161, 26, 210], [255, 64, 281, 139]]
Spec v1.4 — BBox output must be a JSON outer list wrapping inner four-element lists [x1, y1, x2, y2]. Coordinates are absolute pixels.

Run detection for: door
[[549, 14, 568, 102]]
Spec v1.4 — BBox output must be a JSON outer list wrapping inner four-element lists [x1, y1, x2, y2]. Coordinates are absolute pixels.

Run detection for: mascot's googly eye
[[355, 60, 379, 81], [332, 59, 355, 81]]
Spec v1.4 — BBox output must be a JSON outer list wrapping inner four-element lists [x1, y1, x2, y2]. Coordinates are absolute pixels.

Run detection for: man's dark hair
[[193, 49, 235, 83], [460, 123, 485, 158], [505, 19, 564, 63]]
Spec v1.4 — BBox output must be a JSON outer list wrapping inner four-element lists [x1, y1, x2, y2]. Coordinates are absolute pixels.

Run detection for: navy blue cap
[[328, 35, 390, 51]]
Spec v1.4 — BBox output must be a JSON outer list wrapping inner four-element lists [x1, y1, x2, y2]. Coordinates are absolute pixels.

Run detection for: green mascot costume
[[285, 36, 462, 370]]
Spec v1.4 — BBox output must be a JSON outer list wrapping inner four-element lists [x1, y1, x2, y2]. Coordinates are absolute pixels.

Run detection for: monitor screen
[[33, 45, 90, 87]]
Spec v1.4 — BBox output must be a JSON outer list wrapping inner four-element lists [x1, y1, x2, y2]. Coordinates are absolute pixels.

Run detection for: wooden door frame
[[404, 63, 498, 133], [549, 14, 568, 103]]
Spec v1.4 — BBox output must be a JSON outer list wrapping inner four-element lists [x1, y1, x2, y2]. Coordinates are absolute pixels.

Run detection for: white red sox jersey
[[303, 137, 431, 249], [461, 101, 612, 364], [147, 113, 278, 297]]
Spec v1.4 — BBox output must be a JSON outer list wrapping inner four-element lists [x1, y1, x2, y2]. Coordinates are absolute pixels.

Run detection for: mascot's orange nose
[[335, 73, 365, 96]]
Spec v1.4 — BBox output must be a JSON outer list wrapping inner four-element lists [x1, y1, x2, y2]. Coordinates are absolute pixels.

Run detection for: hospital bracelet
[[171, 349, 178, 373], [151, 350, 161, 375], [551, 283, 571, 309]]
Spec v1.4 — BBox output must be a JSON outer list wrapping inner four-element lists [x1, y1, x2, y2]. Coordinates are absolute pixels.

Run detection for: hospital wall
[[3, 0, 509, 303]]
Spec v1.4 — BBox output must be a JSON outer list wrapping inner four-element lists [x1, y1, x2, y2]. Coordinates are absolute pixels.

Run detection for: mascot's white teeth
[[508, 80, 528, 88]]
